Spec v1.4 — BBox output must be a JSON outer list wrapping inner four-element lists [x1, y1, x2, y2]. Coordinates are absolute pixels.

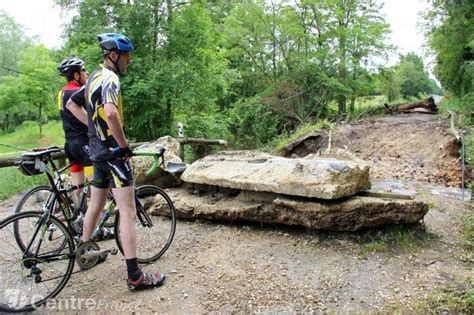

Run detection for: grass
[[349, 95, 387, 119], [0, 120, 63, 200], [359, 239, 388, 255], [0, 121, 64, 157], [0, 167, 48, 200], [357, 224, 436, 258], [389, 281, 474, 313]]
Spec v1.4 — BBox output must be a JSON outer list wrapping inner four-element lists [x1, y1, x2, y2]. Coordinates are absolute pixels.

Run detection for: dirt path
[[0, 113, 472, 313], [332, 113, 464, 187]]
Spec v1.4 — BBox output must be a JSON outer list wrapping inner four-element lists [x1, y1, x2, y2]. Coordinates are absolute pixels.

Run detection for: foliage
[[0, 45, 60, 135], [17, 46, 60, 137], [359, 239, 387, 255], [1, 0, 467, 155], [56, 0, 234, 143], [394, 52, 435, 99], [424, 0, 473, 108], [222, 0, 391, 118], [228, 96, 282, 149], [0, 10, 32, 80]]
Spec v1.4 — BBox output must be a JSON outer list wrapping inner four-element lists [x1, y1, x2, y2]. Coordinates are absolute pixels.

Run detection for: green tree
[[0, 75, 26, 131], [16, 46, 60, 137], [376, 67, 400, 102], [0, 10, 31, 80], [394, 52, 433, 99], [57, 0, 233, 142], [424, 0, 473, 109]]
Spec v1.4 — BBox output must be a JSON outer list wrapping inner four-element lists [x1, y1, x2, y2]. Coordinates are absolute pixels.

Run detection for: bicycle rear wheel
[[0, 211, 75, 313], [114, 185, 176, 264], [15, 185, 55, 214]]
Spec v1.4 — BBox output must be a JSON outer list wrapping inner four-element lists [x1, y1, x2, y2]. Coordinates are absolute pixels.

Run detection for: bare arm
[[66, 99, 88, 126], [104, 102, 128, 148]]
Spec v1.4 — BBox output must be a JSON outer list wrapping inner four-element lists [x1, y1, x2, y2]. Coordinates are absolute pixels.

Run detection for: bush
[[228, 97, 281, 149]]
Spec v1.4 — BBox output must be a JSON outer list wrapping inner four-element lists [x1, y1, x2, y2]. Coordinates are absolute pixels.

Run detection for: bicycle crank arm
[[80, 248, 118, 259]]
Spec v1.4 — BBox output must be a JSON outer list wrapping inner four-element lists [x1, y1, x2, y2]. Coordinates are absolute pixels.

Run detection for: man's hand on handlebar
[[111, 146, 133, 161]]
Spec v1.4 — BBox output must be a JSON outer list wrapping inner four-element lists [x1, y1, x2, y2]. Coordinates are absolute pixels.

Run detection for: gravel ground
[[0, 112, 472, 313]]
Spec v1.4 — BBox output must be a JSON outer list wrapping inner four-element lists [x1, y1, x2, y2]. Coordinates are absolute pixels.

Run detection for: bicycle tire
[[114, 185, 176, 264], [13, 186, 65, 252], [103, 191, 116, 228], [0, 211, 75, 313], [15, 185, 55, 214]]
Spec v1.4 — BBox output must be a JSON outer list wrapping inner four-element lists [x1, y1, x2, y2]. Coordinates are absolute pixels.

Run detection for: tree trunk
[[38, 103, 43, 138], [166, 0, 173, 24], [338, 96, 346, 114], [4, 113, 9, 131], [385, 97, 437, 114], [349, 96, 356, 114]]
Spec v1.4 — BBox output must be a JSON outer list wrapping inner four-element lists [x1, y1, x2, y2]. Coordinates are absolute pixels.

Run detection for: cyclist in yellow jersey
[[69, 33, 165, 290]]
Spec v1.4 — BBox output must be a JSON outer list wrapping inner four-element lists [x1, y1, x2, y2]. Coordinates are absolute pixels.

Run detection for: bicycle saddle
[[165, 162, 186, 174], [21, 147, 61, 158]]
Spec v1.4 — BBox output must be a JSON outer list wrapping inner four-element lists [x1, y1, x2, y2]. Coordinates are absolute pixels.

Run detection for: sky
[[0, 0, 66, 49], [0, 0, 433, 67], [380, 0, 433, 68]]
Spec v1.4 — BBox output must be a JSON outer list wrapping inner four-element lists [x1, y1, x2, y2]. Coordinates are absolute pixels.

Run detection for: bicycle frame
[[22, 147, 170, 243], [41, 158, 111, 242], [20, 213, 75, 264]]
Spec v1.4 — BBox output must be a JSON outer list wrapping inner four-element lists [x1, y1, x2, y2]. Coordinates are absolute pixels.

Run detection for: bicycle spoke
[[0, 212, 75, 312], [115, 185, 176, 263]]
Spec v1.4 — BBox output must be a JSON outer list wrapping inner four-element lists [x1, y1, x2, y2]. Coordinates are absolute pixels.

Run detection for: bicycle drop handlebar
[[132, 147, 166, 176]]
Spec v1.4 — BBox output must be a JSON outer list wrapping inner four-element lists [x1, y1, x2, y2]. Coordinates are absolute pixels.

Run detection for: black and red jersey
[[57, 81, 88, 141]]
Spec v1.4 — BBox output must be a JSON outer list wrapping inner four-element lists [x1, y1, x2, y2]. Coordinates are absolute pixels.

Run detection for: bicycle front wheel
[[14, 187, 68, 252], [114, 185, 176, 264], [0, 211, 75, 313]]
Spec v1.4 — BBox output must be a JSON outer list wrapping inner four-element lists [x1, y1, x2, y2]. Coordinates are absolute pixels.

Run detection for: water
[[370, 179, 471, 201]]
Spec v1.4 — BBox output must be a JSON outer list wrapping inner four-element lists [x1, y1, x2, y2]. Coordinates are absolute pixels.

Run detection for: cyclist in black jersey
[[69, 33, 165, 291], [57, 57, 92, 200]]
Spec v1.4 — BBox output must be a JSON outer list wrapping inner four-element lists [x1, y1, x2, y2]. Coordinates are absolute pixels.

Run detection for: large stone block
[[132, 136, 183, 187], [157, 187, 429, 231], [181, 150, 370, 199]]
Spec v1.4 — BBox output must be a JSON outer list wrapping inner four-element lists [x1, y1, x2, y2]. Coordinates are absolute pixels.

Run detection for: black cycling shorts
[[92, 158, 134, 189], [64, 140, 92, 172]]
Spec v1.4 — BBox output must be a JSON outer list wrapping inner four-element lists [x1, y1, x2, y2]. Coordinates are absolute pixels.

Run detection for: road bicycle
[[14, 148, 115, 231], [0, 147, 181, 312]]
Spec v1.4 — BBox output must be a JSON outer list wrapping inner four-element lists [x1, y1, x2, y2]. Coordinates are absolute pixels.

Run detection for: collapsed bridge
[[133, 137, 429, 232]]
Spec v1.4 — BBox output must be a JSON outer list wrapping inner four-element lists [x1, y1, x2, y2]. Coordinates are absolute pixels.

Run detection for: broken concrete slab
[[132, 136, 184, 188], [181, 150, 371, 199], [153, 187, 429, 231]]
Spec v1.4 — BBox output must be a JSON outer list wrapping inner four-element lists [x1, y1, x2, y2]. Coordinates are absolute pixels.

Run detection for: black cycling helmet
[[97, 33, 134, 54], [57, 57, 85, 75]]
